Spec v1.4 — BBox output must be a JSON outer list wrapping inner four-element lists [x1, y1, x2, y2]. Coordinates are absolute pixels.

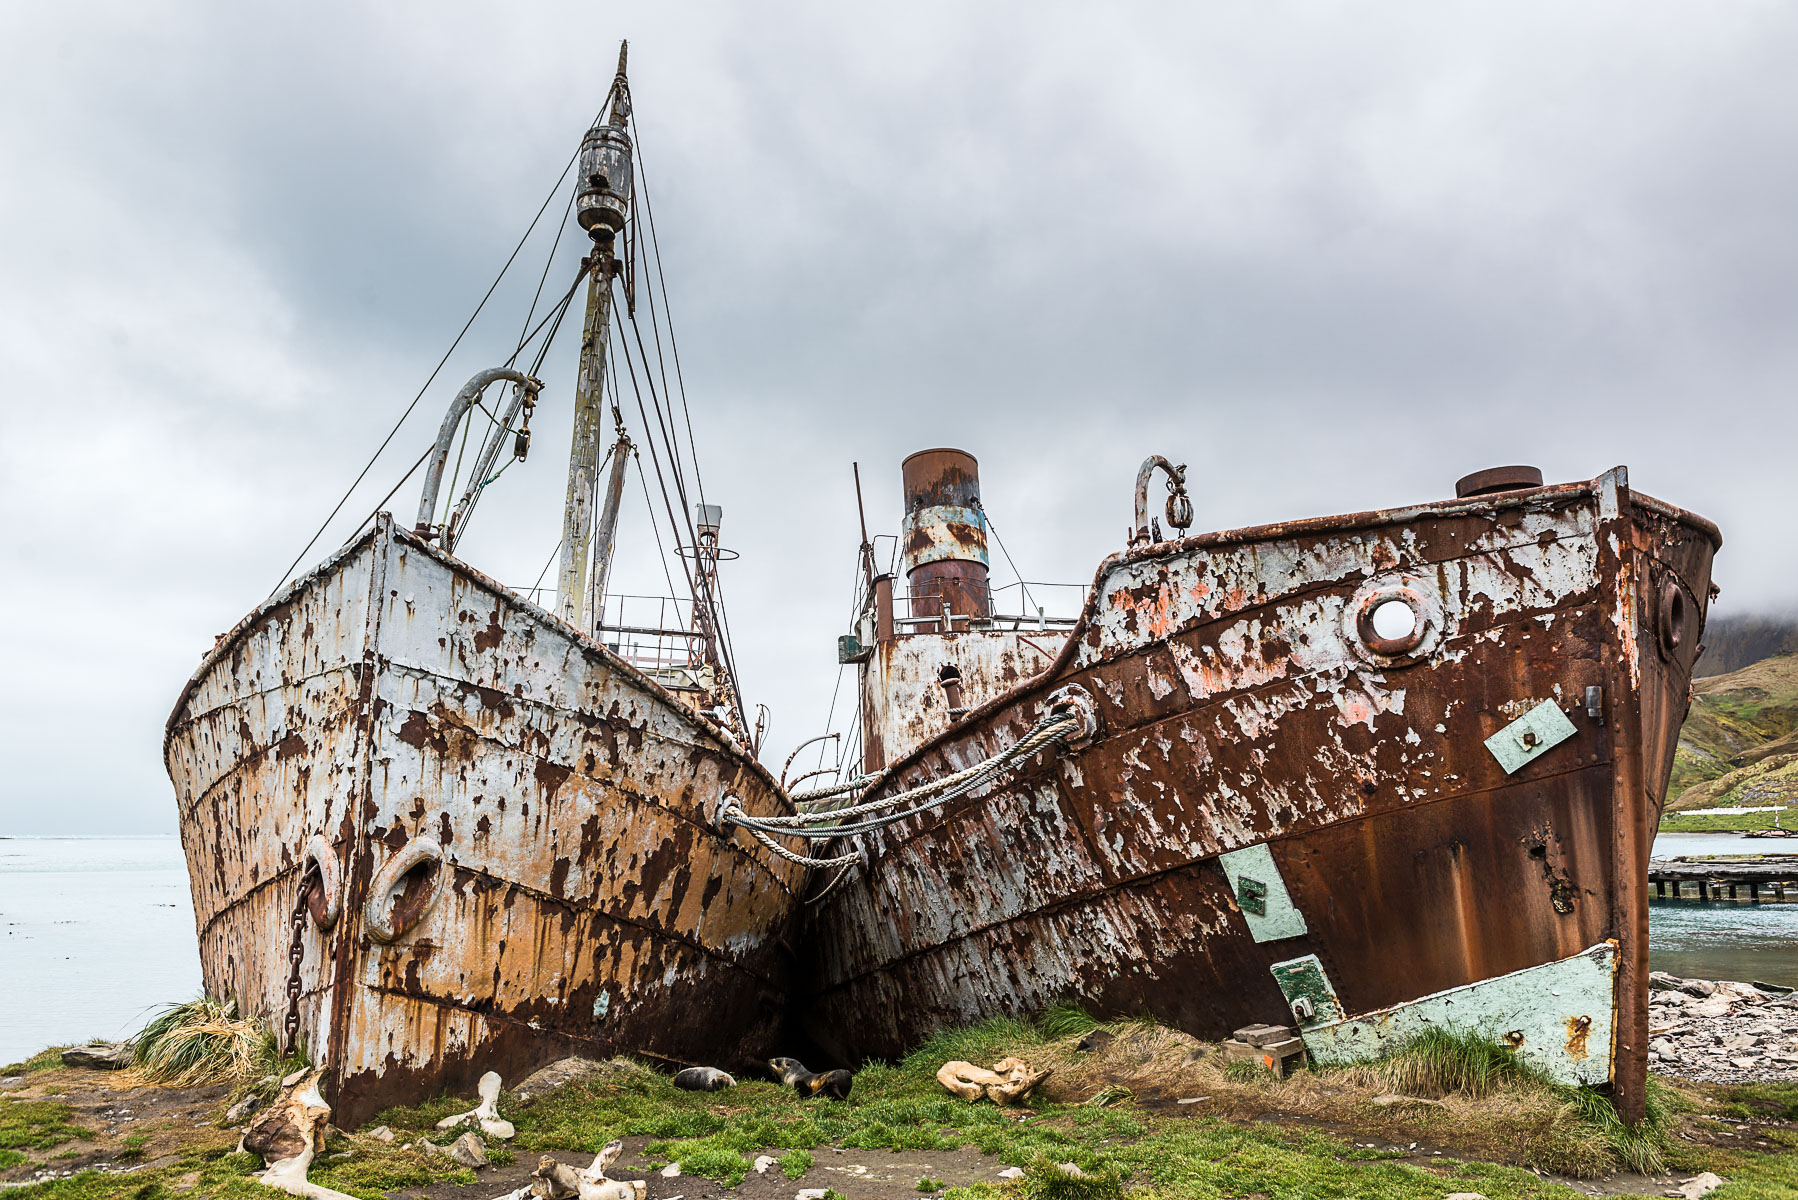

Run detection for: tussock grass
[[129, 997, 283, 1087], [1036, 1002, 1101, 1040], [1365, 1028, 1549, 1099], [1222, 1060, 1273, 1085]]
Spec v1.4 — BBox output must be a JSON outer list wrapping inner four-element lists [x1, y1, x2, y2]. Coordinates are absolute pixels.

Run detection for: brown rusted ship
[[799, 450, 1717, 1122], [164, 49, 805, 1124]]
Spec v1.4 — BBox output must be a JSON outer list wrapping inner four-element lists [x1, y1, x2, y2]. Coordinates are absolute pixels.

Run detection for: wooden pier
[[1650, 856, 1798, 901]]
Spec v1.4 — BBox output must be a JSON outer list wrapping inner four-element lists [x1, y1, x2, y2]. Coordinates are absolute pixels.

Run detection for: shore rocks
[[225, 1093, 263, 1124], [1647, 974, 1798, 1083], [62, 1043, 131, 1071], [449, 1131, 488, 1168], [510, 1057, 618, 1104]]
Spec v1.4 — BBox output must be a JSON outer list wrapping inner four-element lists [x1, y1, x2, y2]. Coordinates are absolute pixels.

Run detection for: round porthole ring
[[363, 836, 445, 944], [1345, 577, 1445, 668], [1657, 576, 1689, 661], [300, 834, 343, 931]]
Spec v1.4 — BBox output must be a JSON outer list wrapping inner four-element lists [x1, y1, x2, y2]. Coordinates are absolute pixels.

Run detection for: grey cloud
[[2, 1, 1795, 834]]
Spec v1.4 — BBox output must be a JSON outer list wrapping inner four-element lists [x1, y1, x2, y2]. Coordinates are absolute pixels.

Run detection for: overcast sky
[[3, 2, 1795, 836]]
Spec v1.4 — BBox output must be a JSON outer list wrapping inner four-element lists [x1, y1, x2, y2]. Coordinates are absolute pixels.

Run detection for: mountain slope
[[1692, 614, 1798, 677], [1665, 653, 1798, 824]]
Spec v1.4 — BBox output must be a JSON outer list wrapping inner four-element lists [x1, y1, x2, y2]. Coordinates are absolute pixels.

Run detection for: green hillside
[[1662, 652, 1798, 830]]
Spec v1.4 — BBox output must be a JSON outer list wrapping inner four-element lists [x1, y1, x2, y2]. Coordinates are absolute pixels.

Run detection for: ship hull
[[803, 470, 1716, 1118], [167, 516, 804, 1124]]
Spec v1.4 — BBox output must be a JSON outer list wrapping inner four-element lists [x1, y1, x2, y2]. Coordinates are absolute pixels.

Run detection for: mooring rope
[[719, 709, 1083, 869]]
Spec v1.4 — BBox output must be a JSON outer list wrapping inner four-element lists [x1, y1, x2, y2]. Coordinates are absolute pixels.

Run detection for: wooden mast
[[556, 44, 632, 632]]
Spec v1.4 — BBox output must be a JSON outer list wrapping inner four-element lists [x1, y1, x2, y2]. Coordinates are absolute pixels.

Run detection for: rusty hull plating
[[807, 465, 1717, 1124], [165, 515, 805, 1125]]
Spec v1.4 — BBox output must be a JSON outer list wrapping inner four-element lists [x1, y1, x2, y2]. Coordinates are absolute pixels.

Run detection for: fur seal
[[672, 1066, 737, 1092], [768, 1057, 853, 1101]]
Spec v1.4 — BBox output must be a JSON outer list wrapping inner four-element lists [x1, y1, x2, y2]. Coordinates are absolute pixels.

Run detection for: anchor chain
[[282, 865, 319, 1056]]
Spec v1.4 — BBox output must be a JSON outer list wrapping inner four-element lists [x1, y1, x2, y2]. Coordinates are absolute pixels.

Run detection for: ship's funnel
[[900, 448, 990, 622]]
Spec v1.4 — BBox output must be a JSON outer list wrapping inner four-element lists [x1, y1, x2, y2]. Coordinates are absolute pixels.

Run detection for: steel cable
[[721, 711, 1082, 849]]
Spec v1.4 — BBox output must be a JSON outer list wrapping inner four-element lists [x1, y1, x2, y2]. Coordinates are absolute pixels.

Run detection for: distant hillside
[[1665, 652, 1798, 824], [1694, 614, 1798, 677]]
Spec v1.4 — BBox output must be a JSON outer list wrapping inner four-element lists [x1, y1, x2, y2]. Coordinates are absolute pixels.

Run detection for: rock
[[997, 1167, 1026, 1180], [1054, 1163, 1086, 1178], [1444, 1194, 1489, 1200], [1681, 979, 1719, 998], [511, 1057, 619, 1104], [1731, 1057, 1762, 1069], [1075, 1030, 1115, 1053], [61, 1042, 131, 1071], [661, 1162, 682, 1178], [449, 1131, 488, 1168], [1650, 972, 1685, 992], [365, 1125, 393, 1143], [1671, 1172, 1725, 1199], [225, 1094, 263, 1124], [1755, 981, 1795, 994], [754, 1156, 779, 1174], [1690, 996, 1734, 1019], [1371, 1094, 1446, 1108], [796, 1190, 830, 1200], [1722, 1034, 1760, 1050]]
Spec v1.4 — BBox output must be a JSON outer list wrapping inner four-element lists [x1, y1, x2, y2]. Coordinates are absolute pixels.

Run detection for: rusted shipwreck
[[164, 49, 803, 1125], [796, 451, 1717, 1122]]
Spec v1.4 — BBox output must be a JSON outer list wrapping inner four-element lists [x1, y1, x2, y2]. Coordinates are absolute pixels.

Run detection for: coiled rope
[[719, 709, 1084, 870]]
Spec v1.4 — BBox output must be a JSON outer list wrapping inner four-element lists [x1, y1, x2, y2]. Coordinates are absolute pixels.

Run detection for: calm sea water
[[1, 833, 1795, 1067], [0, 837, 200, 1068]]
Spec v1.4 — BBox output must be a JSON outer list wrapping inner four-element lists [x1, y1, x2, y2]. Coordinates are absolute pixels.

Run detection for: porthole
[[1345, 577, 1445, 667], [364, 835, 445, 943], [1658, 577, 1689, 660]]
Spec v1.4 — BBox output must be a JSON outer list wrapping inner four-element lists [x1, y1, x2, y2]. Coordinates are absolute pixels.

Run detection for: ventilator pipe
[[415, 368, 542, 540]]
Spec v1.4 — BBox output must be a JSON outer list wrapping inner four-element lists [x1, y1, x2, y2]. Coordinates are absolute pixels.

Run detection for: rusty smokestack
[[900, 448, 991, 624]]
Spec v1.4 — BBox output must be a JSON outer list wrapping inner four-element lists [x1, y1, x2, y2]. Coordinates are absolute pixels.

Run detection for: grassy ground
[[14, 1011, 1798, 1199], [1659, 808, 1796, 833]]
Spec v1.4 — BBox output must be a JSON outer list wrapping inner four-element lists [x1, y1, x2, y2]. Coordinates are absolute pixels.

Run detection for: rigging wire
[[628, 109, 710, 517], [621, 114, 748, 708], [980, 505, 1036, 616], [268, 141, 587, 597], [616, 276, 745, 708], [455, 267, 584, 540], [632, 448, 689, 646], [328, 444, 434, 558], [523, 536, 564, 609]]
